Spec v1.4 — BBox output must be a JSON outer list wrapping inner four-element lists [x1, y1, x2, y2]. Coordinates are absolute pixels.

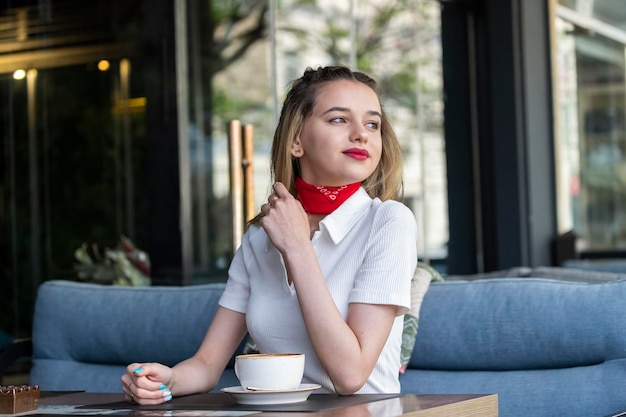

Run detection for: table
[[36, 391, 498, 417]]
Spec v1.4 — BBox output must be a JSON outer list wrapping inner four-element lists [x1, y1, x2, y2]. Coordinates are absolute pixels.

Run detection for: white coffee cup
[[234, 353, 305, 391]]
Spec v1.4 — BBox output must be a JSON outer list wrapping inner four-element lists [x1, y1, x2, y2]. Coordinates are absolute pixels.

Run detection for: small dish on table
[[221, 384, 321, 405]]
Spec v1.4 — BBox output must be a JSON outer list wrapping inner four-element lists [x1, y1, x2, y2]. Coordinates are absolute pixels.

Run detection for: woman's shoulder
[[363, 198, 417, 237], [371, 198, 415, 221], [241, 222, 268, 247]]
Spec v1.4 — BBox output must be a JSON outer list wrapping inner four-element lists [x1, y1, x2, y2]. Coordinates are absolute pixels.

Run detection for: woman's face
[[292, 80, 383, 186]]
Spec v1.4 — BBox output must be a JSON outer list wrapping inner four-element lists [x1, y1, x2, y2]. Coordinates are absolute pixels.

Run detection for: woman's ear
[[290, 137, 303, 157]]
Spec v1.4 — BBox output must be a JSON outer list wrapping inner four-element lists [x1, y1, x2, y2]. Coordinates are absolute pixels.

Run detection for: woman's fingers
[[128, 384, 173, 404], [122, 363, 172, 404], [273, 182, 290, 198]]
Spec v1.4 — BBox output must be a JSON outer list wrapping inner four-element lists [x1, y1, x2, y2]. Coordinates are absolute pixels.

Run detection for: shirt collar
[[263, 187, 373, 251], [318, 187, 372, 244]]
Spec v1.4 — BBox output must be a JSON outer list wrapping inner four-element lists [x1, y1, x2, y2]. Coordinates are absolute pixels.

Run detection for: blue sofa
[[30, 278, 626, 417]]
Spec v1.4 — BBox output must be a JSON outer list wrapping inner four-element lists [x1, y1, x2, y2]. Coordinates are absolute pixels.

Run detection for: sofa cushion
[[531, 265, 626, 282], [445, 265, 626, 282], [32, 280, 226, 366], [410, 278, 626, 370], [404, 277, 626, 417], [30, 280, 244, 392], [399, 262, 441, 372], [400, 358, 626, 417]]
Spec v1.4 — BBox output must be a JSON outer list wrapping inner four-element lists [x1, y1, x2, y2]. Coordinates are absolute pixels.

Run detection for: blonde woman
[[122, 65, 417, 403]]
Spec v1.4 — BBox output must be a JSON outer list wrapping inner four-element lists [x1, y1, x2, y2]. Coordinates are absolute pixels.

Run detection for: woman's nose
[[350, 125, 368, 143]]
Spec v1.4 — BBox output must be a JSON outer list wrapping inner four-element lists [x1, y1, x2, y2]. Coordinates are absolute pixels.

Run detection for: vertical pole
[[242, 124, 255, 223], [175, 0, 193, 283], [228, 120, 244, 251], [120, 59, 135, 239], [27, 69, 41, 295]]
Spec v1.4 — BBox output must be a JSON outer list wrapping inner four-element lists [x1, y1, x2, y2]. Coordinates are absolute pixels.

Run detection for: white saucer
[[221, 384, 321, 405]]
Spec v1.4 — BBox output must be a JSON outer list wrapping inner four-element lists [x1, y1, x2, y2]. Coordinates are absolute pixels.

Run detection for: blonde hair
[[251, 66, 404, 224]]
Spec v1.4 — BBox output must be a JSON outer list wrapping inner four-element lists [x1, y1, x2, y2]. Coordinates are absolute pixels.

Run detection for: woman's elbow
[[332, 375, 368, 396]]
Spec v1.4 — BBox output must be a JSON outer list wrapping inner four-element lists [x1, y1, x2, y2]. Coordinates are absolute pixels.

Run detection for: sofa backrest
[[33, 280, 226, 366], [30, 280, 242, 392], [410, 278, 626, 370], [403, 278, 626, 417]]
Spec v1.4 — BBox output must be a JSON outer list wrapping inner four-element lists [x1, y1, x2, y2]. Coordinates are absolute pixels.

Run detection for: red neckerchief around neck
[[295, 177, 361, 214]]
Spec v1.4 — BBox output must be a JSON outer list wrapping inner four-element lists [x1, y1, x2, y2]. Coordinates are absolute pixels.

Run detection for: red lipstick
[[343, 148, 369, 160]]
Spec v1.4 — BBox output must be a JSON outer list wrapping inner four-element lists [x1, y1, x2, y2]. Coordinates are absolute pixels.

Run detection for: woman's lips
[[343, 148, 369, 160]]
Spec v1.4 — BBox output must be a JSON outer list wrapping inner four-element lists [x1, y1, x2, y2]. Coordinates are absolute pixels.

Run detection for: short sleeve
[[349, 201, 417, 315], [218, 228, 255, 314]]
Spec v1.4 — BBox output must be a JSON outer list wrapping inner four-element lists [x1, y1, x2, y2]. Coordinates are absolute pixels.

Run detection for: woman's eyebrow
[[322, 107, 382, 118], [322, 106, 349, 115]]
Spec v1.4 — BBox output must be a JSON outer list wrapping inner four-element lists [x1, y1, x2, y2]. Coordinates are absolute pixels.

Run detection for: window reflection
[[191, 0, 447, 281], [555, 0, 626, 251], [0, 0, 445, 339], [0, 1, 148, 339]]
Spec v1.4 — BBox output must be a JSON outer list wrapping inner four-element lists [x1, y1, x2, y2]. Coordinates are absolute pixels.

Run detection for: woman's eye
[[366, 121, 380, 129], [330, 117, 345, 124]]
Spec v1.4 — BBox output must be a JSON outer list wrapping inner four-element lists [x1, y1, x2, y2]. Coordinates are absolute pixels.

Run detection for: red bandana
[[295, 177, 361, 214]]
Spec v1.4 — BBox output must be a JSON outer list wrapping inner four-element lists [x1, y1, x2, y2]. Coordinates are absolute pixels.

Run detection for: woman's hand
[[120, 308, 248, 403], [259, 182, 311, 252], [121, 362, 173, 404]]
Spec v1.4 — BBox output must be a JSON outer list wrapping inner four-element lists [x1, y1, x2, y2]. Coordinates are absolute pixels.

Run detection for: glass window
[[185, 0, 447, 282], [0, 0, 445, 339], [554, 0, 626, 252], [1, 1, 149, 338]]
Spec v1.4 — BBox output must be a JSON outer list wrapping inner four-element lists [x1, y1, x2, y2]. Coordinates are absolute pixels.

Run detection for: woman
[[122, 65, 417, 403]]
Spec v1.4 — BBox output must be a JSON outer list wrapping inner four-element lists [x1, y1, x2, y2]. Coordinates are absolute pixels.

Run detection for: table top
[[37, 391, 498, 417]]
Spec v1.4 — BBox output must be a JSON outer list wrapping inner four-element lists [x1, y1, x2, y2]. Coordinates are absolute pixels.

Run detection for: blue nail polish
[[159, 384, 166, 390], [163, 390, 171, 397], [164, 395, 172, 402], [133, 368, 143, 373]]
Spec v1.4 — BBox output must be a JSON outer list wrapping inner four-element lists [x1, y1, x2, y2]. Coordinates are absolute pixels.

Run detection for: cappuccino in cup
[[234, 353, 305, 391]]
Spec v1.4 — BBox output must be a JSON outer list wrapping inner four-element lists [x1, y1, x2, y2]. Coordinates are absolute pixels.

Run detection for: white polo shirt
[[219, 187, 417, 393]]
